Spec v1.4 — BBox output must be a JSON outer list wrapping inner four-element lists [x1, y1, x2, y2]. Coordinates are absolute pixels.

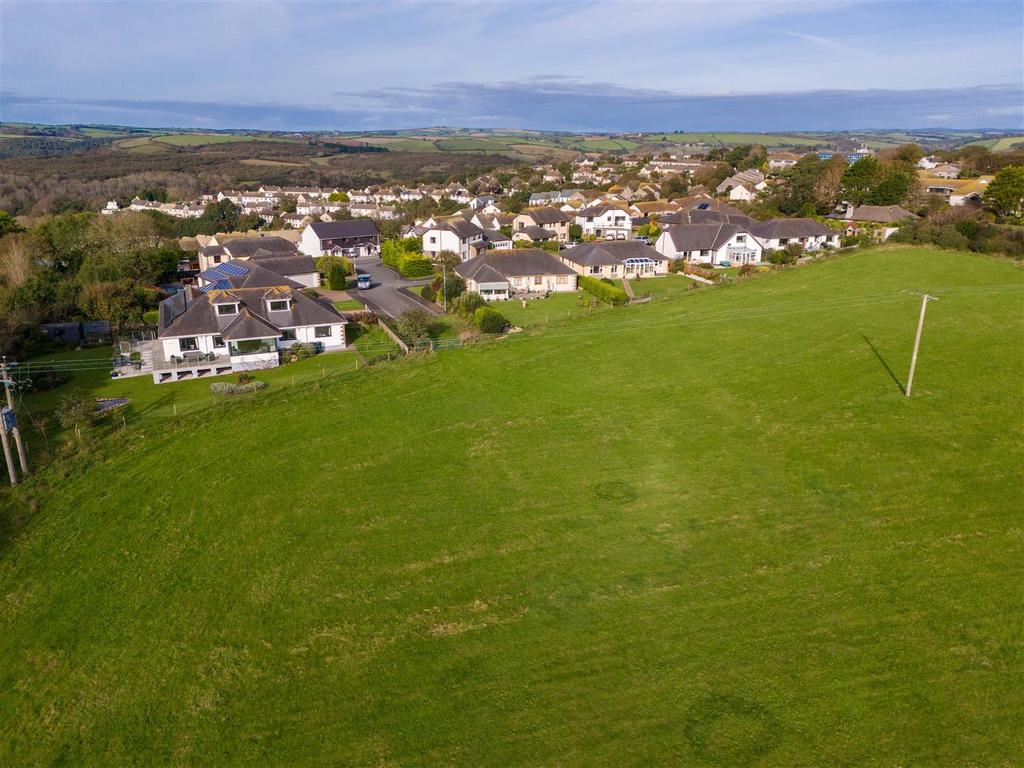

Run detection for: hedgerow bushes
[[382, 237, 433, 277], [474, 306, 508, 334], [579, 275, 629, 305]]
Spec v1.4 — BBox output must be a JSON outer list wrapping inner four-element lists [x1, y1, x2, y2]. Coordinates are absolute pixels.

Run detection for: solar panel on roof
[[198, 279, 232, 292], [198, 269, 223, 281], [217, 262, 250, 276], [697, 203, 710, 210]]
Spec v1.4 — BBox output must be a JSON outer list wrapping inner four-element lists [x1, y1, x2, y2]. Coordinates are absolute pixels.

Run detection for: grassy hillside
[[1, 248, 1022, 765]]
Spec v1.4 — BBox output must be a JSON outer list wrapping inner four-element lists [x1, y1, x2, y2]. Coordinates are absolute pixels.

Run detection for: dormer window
[[267, 299, 290, 312], [216, 303, 239, 316]]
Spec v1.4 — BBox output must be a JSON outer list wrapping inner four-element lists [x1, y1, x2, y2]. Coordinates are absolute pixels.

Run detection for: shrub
[[452, 291, 486, 318], [396, 308, 432, 342], [283, 342, 315, 363], [474, 306, 508, 334], [420, 283, 437, 302], [142, 309, 159, 326], [579, 275, 629, 305], [211, 381, 268, 395], [399, 256, 434, 278], [24, 370, 71, 393], [327, 262, 348, 290], [439, 274, 466, 304], [237, 372, 253, 384], [738, 263, 756, 276]]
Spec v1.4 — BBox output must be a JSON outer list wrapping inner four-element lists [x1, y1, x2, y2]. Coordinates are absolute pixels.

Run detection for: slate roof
[[516, 225, 556, 240], [662, 223, 750, 252], [198, 260, 304, 290], [847, 205, 915, 223], [249, 253, 318, 276], [521, 206, 570, 225], [455, 249, 576, 282], [439, 219, 484, 239], [563, 241, 668, 267], [750, 218, 834, 239], [308, 220, 380, 239], [158, 284, 345, 340]]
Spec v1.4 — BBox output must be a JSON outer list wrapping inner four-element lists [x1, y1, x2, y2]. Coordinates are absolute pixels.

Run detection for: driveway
[[348, 256, 441, 319]]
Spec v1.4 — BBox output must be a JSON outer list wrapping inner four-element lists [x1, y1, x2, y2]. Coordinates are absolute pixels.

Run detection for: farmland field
[[0, 247, 1022, 765], [653, 132, 824, 147], [969, 135, 1024, 152], [152, 133, 299, 146]]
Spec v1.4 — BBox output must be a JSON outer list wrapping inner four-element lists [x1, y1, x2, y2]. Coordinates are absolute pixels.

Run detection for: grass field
[[653, 132, 824, 147], [968, 135, 1024, 152], [1, 247, 1022, 765]]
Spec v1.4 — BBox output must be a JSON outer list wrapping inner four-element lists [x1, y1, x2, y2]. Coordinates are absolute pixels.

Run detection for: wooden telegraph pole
[[905, 294, 937, 398], [1, 358, 27, 481]]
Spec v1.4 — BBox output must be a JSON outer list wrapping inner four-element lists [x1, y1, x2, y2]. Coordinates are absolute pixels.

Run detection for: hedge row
[[579, 275, 629, 305], [210, 381, 268, 395], [382, 237, 433, 278]]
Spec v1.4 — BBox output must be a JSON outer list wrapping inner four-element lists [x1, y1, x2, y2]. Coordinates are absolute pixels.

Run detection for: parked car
[[357, 273, 372, 289]]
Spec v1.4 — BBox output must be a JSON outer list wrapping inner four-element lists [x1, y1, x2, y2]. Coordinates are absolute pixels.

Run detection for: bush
[[23, 370, 71, 393], [579, 275, 629, 305], [211, 381, 268, 395], [474, 306, 508, 334], [282, 342, 315, 363], [452, 291, 486, 318], [738, 263, 756, 276], [420, 283, 437, 302], [399, 256, 434, 278], [438, 274, 466, 304], [237, 372, 253, 384], [142, 309, 159, 326], [396, 308, 432, 342], [327, 262, 348, 290]]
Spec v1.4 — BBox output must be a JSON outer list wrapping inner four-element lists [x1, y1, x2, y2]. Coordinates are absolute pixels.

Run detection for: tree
[[78, 280, 138, 330], [328, 191, 349, 202], [568, 223, 583, 240], [840, 157, 883, 205], [396, 308, 432, 342], [983, 166, 1024, 219], [434, 250, 460, 272], [0, 211, 24, 237], [56, 391, 97, 441], [439, 274, 466, 305]]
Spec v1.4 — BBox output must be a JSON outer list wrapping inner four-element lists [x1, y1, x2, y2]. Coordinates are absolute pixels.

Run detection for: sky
[[1, 0, 1022, 132]]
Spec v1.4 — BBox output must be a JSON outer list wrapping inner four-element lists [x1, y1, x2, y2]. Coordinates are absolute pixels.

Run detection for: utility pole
[[905, 293, 937, 398], [2, 358, 28, 477], [442, 260, 448, 313]]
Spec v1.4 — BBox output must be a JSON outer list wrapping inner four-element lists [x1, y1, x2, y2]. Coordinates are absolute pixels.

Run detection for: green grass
[[152, 133, 297, 146], [1, 247, 1022, 765], [332, 299, 365, 311], [575, 138, 639, 151], [627, 273, 699, 299], [14, 348, 360, 450], [489, 291, 609, 330], [974, 135, 1024, 152], [655, 132, 823, 147], [349, 323, 400, 362]]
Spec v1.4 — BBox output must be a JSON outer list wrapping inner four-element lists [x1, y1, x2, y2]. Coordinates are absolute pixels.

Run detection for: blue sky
[[1, 1, 1022, 131]]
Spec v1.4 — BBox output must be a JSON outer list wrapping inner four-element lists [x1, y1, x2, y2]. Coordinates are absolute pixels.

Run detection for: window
[[213, 255, 222, 264], [611, 265, 618, 274], [217, 303, 238, 316], [590, 266, 601, 275], [280, 329, 296, 341], [736, 235, 746, 243], [429, 236, 437, 244], [533, 275, 543, 285], [556, 275, 567, 285], [314, 326, 332, 338], [213, 336, 225, 349], [179, 337, 198, 352], [268, 299, 289, 312]]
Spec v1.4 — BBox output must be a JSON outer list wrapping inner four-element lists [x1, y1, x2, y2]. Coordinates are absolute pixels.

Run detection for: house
[[469, 195, 496, 210], [513, 206, 573, 242], [422, 219, 485, 262], [949, 177, 992, 206], [480, 229, 513, 250], [716, 170, 766, 201], [300, 220, 381, 258], [559, 241, 670, 279], [281, 213, 310, 229], [931, 163, 961, 179], [512, 225, 557, 245], [454, 249, 577, 301], [917, 155, 942, 170], [750, 218, 840, 251], [198, 234, 299, 272], [101, 200, 120, 215], [575, 204, 633, 239], [155, 264, 347, 382], [840, 204, 915, 240], [655, 223, 764, 266], [767, 152, 803, 170]]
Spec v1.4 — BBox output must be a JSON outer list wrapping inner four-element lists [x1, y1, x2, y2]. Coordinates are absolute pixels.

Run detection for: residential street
[[349, 257, 440, 319]]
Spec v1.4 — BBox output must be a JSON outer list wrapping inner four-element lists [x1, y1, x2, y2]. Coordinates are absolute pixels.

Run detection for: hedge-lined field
[[0, 247, 1021, 766]]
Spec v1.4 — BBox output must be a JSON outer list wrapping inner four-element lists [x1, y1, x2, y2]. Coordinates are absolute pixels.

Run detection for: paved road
[[350, 256, 440, 319]]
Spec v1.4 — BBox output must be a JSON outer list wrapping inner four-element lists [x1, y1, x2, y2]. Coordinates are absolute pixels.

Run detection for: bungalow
[[560, 241, 670, 279], [767, 152, 803, 170], [512, 225, 557, 245], [575, 204, 633, 239], [455, 249, 577, 301], [300, 220, 381, 258], [513, 206, 573, 242], [480, 229, 513, 250], [198, 234, 298, 271], [422, 219, 485, 262], [931, 163, 961, 179], [716, 170, 767, 201], [655, 223, 764, 266], [155, 266, 346, 382], [841, 204, 915, 241], [750, 218, 840, 251]]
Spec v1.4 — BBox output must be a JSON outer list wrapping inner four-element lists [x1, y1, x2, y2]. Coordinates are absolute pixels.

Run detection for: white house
[[422, 219, 485, 262], [101, 200, 120, 215], [454, 249, 577, 301], [575, 204, 633, 239], [559, 241, 670, 279], [154, 263, 346, 383], [716, 170, 767, 201], [749, 218, 840, 252], [655, 223, 765, 266], [300, 220, 381, 258]]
